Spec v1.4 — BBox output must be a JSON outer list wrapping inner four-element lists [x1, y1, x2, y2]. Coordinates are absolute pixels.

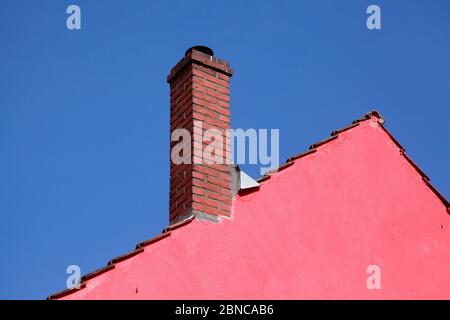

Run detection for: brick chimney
[[167, 46, 234, 224]]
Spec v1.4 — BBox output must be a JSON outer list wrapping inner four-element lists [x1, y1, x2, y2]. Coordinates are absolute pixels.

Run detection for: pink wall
[[60, 118, 450, 299]]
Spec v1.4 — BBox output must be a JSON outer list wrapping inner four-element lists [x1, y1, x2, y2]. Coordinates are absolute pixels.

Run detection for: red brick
[[169, 48, 233, 223]]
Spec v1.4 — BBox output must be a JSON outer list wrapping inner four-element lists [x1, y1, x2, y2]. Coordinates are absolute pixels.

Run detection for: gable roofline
[[253, 110, 449, 211], [47, 110, 449, 300], [47, 216, 195, 300]]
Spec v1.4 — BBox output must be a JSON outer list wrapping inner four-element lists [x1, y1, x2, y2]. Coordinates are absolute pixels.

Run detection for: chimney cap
[[185, 46, 214, 57]]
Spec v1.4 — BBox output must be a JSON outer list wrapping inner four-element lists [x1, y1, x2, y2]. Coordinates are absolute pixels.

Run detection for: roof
[[48, 110, 449, 299]]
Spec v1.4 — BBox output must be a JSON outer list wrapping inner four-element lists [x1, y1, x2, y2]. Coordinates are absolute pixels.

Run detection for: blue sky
[[0, 0, 449, 299]]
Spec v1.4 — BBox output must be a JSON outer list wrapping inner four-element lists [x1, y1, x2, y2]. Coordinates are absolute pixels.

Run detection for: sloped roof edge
[[47, 110, 449, 300], [255, 110, 449, 211]]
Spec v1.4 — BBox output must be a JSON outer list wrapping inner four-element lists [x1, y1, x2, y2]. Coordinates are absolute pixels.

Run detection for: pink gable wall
[[59, 117, 449, 299]]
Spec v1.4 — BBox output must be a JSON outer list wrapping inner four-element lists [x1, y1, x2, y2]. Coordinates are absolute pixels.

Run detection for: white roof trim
[[240, 171, 260, 190]]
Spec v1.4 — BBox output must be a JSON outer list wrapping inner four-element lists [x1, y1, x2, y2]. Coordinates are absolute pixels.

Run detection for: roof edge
[[49, 109, 449, 299], [47, 214, 198, 300], [246, 110, 448, 210]]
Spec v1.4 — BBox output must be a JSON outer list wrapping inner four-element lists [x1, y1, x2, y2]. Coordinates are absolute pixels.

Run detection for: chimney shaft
[[167, 47, 233, 224]]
